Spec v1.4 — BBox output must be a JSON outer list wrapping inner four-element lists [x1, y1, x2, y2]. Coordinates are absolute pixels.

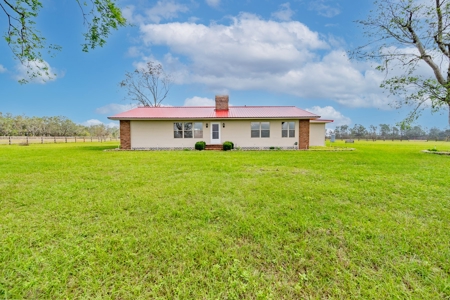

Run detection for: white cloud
[[272, 3, 295, 21], [147, 0, 189, 23], [0, 64, 6, 73], [83, 119, 103, 126], [309, 0, 340, 18], [121, 4, 450, 118], [15, 60, 59, 84], [184, 96, 215, 106], [82, 119, 119, 128], [124, 1, 189, 24], [95, 103, 137, 115], [126, 46, 143, 58], [140, 13, 328, 77], [136, 13, 411, 110], [306, 106, 351, 126], [206, 0, 221, 8]]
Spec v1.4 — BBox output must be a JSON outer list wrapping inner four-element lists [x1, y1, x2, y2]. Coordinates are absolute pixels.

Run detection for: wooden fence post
[[54, 137, 56, 143], [26, 136, 29, 144], [9, 136, 11, 145], [41, 136, 43, 144], [75, 137, 77, 143]]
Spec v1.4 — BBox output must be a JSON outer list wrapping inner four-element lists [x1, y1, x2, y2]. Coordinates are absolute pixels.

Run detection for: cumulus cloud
[[309, 0, 340, 18], [124, 1, 189, 24], [137, 13, 396, 109], [15, 60, 60, 84], [82, 119, 119, 128], [306, 106, 351, 126], [141, 13, 328, 77], [206, 0, 220, 8], [96, 103, 137, 115], [0, 64, 6, 73], [184, 96, 215, 106], [272, 3, 295, 21]]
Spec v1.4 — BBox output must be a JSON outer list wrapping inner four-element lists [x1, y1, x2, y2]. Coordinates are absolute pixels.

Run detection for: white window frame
[[282, 121, 295, 138], [174, 122, 203, 139], [251, 122, 270, 138]]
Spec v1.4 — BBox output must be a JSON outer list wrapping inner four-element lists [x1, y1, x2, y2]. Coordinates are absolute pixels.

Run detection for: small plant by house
[[195, 141, 206, 151], [223, 141, 233, 151]]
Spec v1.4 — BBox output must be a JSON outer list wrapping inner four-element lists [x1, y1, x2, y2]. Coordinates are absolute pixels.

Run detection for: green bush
[[195, 141, 206, 151], [223, 141, 233, 151], [224, 141, 234, 149]]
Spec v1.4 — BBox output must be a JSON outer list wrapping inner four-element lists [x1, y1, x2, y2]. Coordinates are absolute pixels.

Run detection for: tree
[[1, 0, 126, 83], [428, 127, 441, 140], [369, 124, 378, 140], [353, 0, 450, 125], [350, 124, 368, 139], [340, 124, 350, 139], [379, 123, 391, 139], [120, 61, 173, 107]]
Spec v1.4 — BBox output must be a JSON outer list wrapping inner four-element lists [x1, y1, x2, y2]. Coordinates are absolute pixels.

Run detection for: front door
[[211, 123, 220, 144]]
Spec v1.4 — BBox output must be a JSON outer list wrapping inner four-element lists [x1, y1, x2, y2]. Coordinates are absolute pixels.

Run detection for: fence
[[0, 136, 119, 145]]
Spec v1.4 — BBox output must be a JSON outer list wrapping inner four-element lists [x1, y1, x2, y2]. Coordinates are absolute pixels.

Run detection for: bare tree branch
[[120, 62, 173, 107]]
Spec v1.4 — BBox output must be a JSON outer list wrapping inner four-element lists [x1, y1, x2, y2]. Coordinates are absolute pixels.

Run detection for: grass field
[[1, 141, 449, 299]]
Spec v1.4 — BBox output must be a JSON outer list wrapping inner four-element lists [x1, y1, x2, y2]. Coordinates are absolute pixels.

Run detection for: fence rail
[[0, 136, 119, 145]]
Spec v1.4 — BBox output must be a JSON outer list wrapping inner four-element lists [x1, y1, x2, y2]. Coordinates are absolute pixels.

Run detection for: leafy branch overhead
[[351, 0, 450, 125], [0, 0, 126, 83], [120, 62, 173, 107]]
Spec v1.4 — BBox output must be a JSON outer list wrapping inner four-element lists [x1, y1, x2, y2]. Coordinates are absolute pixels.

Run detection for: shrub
[[224, 141, 234, 149], [223, 141, 233, 151], [195, 141, 206, 151]]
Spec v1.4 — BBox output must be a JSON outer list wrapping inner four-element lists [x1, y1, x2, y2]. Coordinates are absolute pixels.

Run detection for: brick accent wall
[[215, 95, 229, 110], [299, 119, 310, 150], [120, 120, 131, 150]]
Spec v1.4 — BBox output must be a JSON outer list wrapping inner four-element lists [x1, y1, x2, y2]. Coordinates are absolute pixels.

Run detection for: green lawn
[[1, 141, 449, 299]]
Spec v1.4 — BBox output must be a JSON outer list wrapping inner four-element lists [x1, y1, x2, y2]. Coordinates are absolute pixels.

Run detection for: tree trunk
[[448, 103, 450, 126]]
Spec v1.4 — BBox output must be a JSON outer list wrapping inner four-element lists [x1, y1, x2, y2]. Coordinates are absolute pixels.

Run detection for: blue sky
[[0, 0, 448, 130]]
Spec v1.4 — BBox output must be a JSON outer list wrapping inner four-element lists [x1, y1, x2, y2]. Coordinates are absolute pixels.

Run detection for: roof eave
[[108, 116, 320, 120]]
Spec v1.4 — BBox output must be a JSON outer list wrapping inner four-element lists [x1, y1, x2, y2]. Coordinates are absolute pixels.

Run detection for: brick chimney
[[215, 95, 229, 111]]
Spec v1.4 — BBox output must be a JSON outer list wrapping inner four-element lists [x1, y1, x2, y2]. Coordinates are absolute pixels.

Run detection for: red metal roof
[[108, 106, 320, 120]]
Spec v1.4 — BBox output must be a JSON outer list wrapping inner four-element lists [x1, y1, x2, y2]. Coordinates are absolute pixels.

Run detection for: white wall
[[221, 120, 298, 148], [309, 123, 326, 146], [130, 119, 313, 148]]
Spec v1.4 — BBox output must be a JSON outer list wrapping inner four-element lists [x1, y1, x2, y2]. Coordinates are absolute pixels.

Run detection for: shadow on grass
[[77, 145, 119, 151]]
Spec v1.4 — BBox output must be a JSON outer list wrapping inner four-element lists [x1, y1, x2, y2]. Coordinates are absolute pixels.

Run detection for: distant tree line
[[0, 112, 118, 137], [332, 124, 450, 141]]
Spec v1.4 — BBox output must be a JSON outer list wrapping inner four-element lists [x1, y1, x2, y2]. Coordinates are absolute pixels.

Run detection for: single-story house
[[108, 95, 333, 150]]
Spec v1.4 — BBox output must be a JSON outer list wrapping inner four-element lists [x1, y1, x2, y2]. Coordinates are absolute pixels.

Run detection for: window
[[184, 122, 193, 138], [251, 122, 270, 138], [282, 121, 295, 138], [194, 122, 203, 138], [251, 122, 260, 138], [174, 123, 183, 138], [174, 122, 203, 138]]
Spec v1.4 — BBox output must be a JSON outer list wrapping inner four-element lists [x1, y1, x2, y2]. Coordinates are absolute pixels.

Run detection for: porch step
[[205, 144, 223, 150]]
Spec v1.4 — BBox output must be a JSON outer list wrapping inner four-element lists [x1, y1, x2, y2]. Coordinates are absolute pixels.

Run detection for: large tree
[[1, 0, 126, 83], [353, 0, 450, 125], [120, 61, 173, 107]]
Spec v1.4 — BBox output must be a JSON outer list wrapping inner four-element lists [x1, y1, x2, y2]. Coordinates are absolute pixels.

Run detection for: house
[[108, 95, 333, 150]]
